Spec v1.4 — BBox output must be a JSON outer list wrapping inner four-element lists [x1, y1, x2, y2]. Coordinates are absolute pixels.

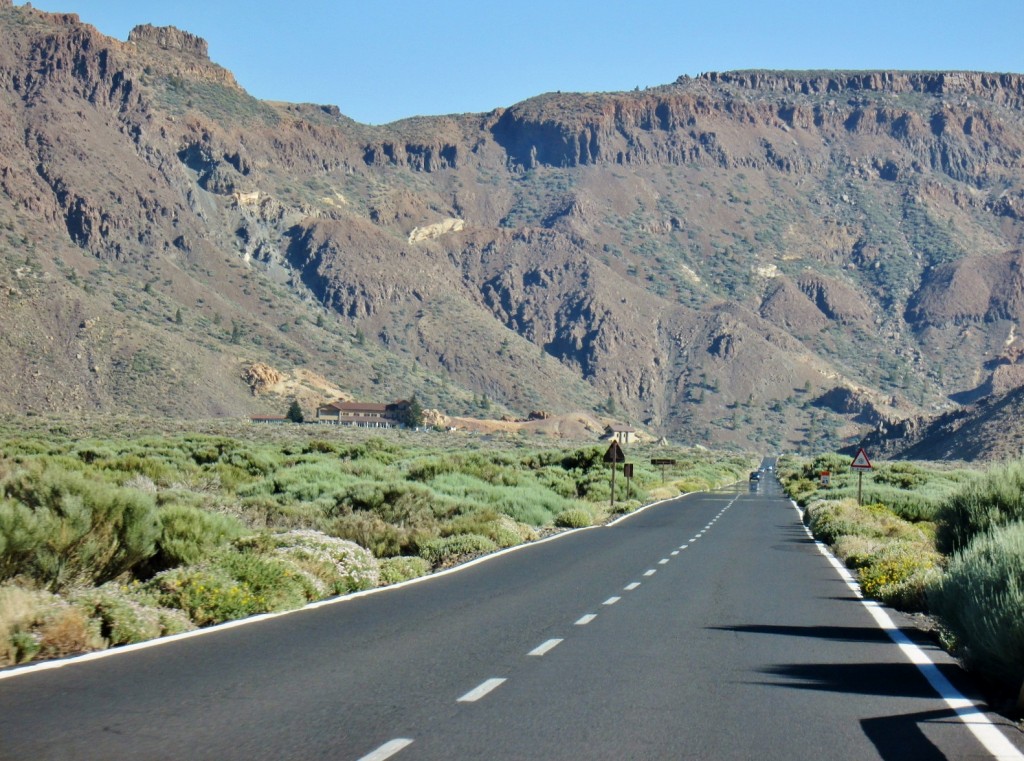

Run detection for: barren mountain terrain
[[3, 2, 1024, 455]]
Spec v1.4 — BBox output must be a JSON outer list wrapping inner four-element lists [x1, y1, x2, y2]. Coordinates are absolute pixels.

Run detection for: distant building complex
[[315, 399, 410, 428]]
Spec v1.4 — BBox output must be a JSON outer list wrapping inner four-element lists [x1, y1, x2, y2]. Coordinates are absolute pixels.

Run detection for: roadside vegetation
[[0, 420, 752, 666], [780, 453, 1024, 704]]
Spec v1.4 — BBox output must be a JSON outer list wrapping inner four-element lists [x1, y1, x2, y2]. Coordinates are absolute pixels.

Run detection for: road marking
[[690, 536, 700, 542], [679, 545, 688, 550], [528, 639, 563, 657], [644, 569, 657, 576], [624, 582, 641, 591], [792, 501, 1024, 761], [575, 614, 597, 625], [659, 558, 670, 565], [603, 596, 621, 606], [671, 551, 679, 556], [458, 678, 506, 703], [358, 739, 413, 761]]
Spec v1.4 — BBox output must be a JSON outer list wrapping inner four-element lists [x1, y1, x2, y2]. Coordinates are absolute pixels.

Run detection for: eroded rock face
[[243, 363, 284, 395], [128, 25, 208, 59], [6, 4, 1024, 449]]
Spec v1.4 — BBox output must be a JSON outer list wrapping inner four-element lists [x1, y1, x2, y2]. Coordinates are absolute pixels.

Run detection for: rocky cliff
[[2, 4, 1024, 454]]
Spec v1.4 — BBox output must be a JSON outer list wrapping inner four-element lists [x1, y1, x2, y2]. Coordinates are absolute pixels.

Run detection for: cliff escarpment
[[3, 3, 1024, 454]]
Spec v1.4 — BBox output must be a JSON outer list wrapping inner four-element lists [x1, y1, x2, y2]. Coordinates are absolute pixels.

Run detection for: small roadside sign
[[820, 471, 831, 486], [623, 463, 634, 478], [603, 440, 626, 463], [850, 448, 872, 505], [651, 458, 674, 484], [851, 448, 873, 470]]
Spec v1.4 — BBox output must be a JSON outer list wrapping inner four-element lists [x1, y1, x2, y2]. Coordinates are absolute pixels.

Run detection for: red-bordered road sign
[[851, 448, 873, 470]]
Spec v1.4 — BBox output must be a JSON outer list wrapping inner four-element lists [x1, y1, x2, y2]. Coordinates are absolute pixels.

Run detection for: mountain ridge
[[2, 3, 1024, 455]]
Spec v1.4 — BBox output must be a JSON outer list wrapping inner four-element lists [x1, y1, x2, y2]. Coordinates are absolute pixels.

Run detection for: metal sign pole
[[610, 461, 616, 510]]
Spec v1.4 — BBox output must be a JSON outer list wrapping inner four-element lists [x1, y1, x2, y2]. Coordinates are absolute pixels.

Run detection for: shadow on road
[[710, 623, 891, 644], [861, 708, 958, 761], [756, 661, 939, 699]]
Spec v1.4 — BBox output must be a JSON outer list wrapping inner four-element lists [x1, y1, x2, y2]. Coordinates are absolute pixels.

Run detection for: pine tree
[[286, 400, 304, 423], [400, 394, 424, 428]]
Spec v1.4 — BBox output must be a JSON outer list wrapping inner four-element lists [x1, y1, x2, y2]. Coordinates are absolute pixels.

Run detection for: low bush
[[418, 533, 498, 566], [146, 565, 266, 626], [0, 466, 159, 590], [929, 521, 1024, 691], [262, 530, 379, 594], [856, 541, 940, 612], [935, 461, 1024, 554], [378, 556, 431, 585], [147, 504, 247, 571], [71, 585, 193, 646], [554, 507, 593, 528]]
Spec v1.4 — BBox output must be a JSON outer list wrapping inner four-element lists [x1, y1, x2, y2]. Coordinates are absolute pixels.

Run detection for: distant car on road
[[749, 470, 762, 481]]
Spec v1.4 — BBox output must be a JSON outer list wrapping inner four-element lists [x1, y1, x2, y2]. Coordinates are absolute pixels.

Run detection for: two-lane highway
[[2, 469, 1022, 760]]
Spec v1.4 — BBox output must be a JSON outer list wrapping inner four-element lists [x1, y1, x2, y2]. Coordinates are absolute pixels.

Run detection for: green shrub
[[419, 533, 498, 566], [856, 541, 940, 611], [146, 565, 262, 626], [71, 585, 193, 646], [329, 512, 414, 558], [935, 461, 1024, 554], [0, 466, 159, 590], [378, 556, 431, 585], [263, 530, 379, 594], [148, 504, 247, 571], [929, 521, 1024, 690], [555, 507, 593, 528]]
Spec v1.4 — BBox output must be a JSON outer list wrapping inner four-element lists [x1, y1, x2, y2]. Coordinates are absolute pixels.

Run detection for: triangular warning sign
[[851, 448, 872, 470], [603, 440, 626, 463]]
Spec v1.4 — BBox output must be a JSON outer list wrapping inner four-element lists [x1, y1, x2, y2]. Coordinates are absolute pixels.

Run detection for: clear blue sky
[[23, 1, 1024, 125]]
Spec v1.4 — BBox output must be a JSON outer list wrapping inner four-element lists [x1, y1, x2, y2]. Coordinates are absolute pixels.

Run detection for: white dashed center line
[[624, 582, 641, 591], [658, 558, 670, 565], [458, 678, 506, 703], [358, 739, 413, 761], [644, 569, 657, 576], [575, 614, 597, 626], [528, 639, 563, 657], [671, 551, 679, 556], [603, 596, 621, 606]]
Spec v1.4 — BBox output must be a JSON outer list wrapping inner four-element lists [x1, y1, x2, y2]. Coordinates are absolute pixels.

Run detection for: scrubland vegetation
[[0, 421, 750, 666], [780, 453, 1024, 703]]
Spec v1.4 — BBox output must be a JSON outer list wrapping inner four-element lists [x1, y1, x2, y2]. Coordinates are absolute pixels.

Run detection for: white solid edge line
[[357, 738, 414, 761], [790, 500, 1024, 760], [528, 639, 564, 657], [457, 678, 506, 703], [605, 495, 685, 526], [575, 614, 597, 625]]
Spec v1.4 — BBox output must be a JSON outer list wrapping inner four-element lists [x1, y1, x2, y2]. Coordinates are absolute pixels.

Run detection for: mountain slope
[[3, 2, 1024, 452]]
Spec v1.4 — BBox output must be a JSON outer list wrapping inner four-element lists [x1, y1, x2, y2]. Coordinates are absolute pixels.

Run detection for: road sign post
[[604, 441, 626, 510], [651, 458, 675, 484], [623, 463, 633, 501], [850, 448, 873, 504]]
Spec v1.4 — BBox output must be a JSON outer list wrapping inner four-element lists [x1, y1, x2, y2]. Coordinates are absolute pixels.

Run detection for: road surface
[[2, 460, 1022, 759]]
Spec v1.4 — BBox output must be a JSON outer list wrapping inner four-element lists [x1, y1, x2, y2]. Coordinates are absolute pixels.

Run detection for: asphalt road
[[2, 461, 1022, 760]]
